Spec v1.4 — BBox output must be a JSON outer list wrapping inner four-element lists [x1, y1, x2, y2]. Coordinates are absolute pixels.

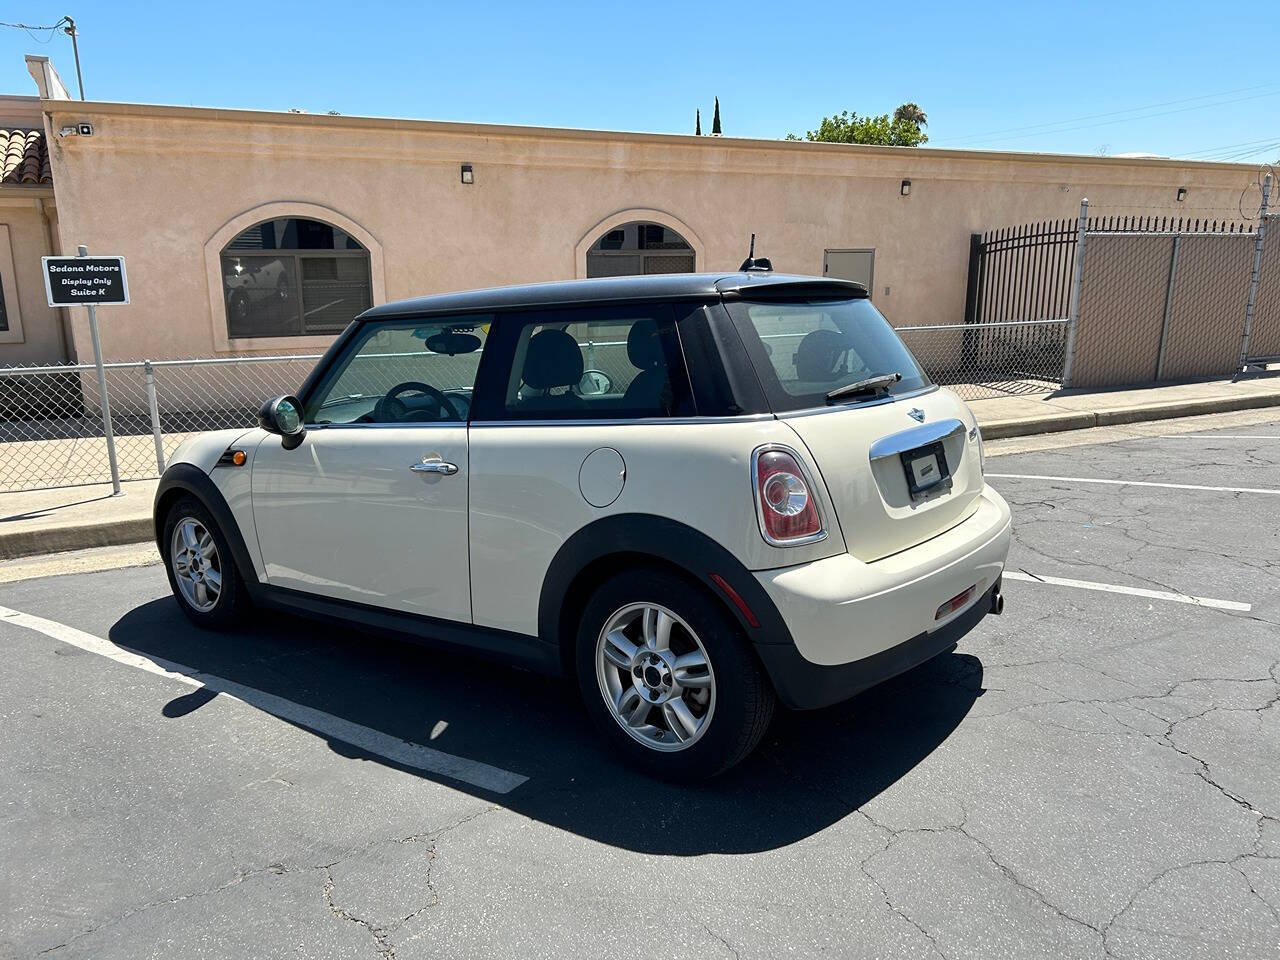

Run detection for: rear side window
[[725, 298, 930, 411], [472, 304, 695, 421]]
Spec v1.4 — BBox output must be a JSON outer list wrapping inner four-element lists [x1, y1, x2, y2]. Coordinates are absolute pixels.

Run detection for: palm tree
[[893, 102, 928, 130]]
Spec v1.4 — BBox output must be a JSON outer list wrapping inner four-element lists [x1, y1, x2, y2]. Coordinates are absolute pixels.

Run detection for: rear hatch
[[720, 283, 983, 562], [782, 391, 983, 561]]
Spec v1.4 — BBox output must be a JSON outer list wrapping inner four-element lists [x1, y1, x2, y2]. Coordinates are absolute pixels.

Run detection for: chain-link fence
[[1065, 201, 1275, 389], [0, 355, 319, 492], [1070, 228, 1254, 387], [896, 320, 1067, 400], [1243, 213, 1280, 365]]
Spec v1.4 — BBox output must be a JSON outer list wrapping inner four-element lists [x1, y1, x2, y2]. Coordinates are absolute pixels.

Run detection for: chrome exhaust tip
[[991, 588, 1004, 616]]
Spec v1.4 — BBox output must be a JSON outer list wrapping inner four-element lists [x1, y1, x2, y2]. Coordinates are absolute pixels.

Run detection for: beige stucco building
[[0, 55, 1262, 368]]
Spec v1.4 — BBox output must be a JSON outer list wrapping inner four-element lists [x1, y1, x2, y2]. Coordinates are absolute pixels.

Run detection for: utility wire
[[0, 17, 69, 43], [941, 90, 1280, 148], [1208, 142, 1280, 163], [1174, 135, 1280, 159], [934, 82, 1280, 146]]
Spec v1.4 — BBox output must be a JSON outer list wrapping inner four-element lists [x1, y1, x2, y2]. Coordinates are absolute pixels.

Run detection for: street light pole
[[63, 16, 84, 100]]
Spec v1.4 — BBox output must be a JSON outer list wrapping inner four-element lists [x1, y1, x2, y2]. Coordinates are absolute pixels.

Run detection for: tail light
[[969, 423, 986, 475], [753, 446, 825, 545]]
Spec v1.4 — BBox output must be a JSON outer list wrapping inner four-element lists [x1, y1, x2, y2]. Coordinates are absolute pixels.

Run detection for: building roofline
[[39, 97, 1261, 173]]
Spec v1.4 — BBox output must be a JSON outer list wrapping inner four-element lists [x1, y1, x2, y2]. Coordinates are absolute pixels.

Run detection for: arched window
[[585, 221, 695, 278], [220, 218, 372, 338]]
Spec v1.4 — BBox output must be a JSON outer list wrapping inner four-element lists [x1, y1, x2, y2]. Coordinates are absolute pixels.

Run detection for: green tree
[[892, 102, 927, 129], [787, 103, 929, 146], [695, 108, 702, 136], [712, 97, 722, 135]]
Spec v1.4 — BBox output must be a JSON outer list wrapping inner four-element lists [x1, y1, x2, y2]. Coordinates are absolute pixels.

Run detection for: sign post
[[42, 247, 131, 496]]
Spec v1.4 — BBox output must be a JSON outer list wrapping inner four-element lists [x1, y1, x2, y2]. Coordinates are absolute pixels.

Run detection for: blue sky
[[3, 0, 1277, 163]]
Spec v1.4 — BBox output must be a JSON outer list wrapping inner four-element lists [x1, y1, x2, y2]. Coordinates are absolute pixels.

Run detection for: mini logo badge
[[908, 408, 926, 423]]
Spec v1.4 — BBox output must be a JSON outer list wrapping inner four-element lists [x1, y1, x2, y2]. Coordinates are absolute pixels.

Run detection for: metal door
[[824, 249, 875, 291]]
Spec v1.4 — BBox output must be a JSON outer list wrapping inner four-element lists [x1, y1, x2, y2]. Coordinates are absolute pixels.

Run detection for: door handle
[[410, 458, 459, 476]]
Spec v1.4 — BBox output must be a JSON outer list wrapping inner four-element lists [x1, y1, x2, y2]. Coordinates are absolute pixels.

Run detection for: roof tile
[[0, 128, 52, 186]]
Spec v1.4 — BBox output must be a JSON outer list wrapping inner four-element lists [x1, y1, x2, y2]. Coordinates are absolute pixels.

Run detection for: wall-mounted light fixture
[[900, 179, 911, 197], [460, 164, 474, 185], [1176, 186, 1187, 202]]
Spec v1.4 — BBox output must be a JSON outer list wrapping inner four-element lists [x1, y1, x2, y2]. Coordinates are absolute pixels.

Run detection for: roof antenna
[[739, 233, 773, 272]]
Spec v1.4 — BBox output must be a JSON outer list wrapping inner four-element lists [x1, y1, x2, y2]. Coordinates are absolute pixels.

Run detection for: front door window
[[306, 317, 491, 425]]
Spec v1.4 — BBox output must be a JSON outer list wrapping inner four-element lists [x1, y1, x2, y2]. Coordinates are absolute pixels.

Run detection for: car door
[[251, 315, 490, 623]]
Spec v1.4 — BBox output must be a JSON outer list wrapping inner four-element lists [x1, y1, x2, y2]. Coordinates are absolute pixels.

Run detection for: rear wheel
[[576, 569, 775, 780], [162, 497, 250, 628]]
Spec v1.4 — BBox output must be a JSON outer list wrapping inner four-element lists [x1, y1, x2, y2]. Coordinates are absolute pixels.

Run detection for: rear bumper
[[756, 581, 1000, 709], [751, 486, 1011, 709]]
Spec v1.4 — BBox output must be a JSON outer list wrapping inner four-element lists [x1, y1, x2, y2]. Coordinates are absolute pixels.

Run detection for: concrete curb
[[978, 390, 1280, 440], [0, 518, 154, 562]]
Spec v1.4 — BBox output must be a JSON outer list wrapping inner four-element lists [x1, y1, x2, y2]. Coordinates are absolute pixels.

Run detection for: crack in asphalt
[[313, 806, 500, 958], [35, 807, 502, 958], [323, 866, 399, 960], [689, 915, 743, 960], [858, 806, 1109, 958], [35, 862, 290, 956]]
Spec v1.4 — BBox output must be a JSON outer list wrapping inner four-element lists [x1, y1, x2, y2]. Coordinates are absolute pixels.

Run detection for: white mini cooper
[[156, 271, 1011, 779]]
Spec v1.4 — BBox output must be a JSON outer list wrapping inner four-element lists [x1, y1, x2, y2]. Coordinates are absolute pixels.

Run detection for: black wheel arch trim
[[537, 513, 796, 659], [154, 463, 261, 598]]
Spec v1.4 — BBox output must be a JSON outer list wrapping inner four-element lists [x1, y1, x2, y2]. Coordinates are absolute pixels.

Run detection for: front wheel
[[162, 497, 251, 628], [576, 569, 775, 781]]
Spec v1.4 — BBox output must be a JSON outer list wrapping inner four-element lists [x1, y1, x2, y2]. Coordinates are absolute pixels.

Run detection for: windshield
[[726, 297, 930, 411]]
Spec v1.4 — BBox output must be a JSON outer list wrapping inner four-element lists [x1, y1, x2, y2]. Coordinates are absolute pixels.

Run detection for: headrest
[[523, 329, 584, 390], [793, 329, 851, 382], [626, 318, 665, 371]]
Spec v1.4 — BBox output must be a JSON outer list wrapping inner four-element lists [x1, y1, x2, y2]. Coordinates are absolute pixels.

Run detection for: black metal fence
[[961, 214, 1257, 390], [966, 215, 1256, 326]]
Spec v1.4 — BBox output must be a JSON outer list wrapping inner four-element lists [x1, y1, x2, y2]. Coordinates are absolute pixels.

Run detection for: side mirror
[[259, 395, 306, 450]]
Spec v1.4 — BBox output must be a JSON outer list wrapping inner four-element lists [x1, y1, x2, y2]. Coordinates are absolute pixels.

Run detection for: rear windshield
[[726, 298, 930, 411]]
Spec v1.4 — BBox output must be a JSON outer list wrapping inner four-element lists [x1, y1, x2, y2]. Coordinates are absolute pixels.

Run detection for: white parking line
[[0, 604, 528, 795], [986, 473, 1280, 495], [1003, 571, 1251, 612], [1157, 435, 1280, 440]]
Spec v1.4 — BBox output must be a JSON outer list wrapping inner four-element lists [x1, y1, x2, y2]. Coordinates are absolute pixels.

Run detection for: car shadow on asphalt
[[110, 598, 984, 855]]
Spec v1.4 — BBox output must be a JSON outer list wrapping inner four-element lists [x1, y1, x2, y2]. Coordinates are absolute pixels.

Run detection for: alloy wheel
[[170, 517, 222, 613], [595, 602, 716, 752]]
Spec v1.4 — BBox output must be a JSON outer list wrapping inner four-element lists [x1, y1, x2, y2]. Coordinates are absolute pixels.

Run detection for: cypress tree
[[695, 108, 702, 136], [712, 97, 721, 135]]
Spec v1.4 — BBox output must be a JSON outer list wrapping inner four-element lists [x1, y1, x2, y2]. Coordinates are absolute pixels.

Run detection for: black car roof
[[359, 272, 868, 320]]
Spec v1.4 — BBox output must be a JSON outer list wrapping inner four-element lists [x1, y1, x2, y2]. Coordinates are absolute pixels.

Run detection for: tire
[[575, 568, 775, 781], [161, 496, 251, 629]]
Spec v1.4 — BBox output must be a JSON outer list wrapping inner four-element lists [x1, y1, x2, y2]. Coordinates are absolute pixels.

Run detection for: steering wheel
[[373, 381, 461, 422]]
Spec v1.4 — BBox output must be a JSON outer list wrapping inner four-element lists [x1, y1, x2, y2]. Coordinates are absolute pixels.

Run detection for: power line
[[0, 19, 66, 29], [934, 82, 1280, 146], [956, 91, 1280, 149], [1174, 135, 1280, 159], [0, 17, 69, 43], [1210, 142, 1280, 164]]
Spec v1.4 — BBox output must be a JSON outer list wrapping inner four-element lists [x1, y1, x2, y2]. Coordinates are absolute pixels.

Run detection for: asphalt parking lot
[[3, 416, 1279, 960]]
